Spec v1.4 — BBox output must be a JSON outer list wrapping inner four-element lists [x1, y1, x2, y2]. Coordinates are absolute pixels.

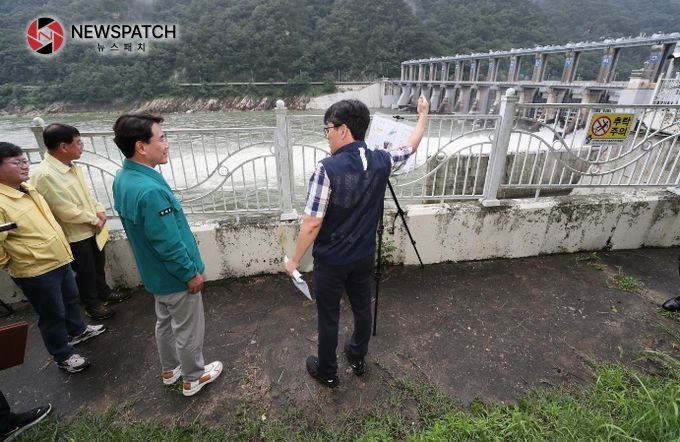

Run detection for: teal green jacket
[[113, 159, 205, 295]]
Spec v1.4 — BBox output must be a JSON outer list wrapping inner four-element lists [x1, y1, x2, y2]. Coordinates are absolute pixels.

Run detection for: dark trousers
[[312, 255, 374, 377], [13, 264, 86, 363], [0, 390, 10, 432], [70, 237, 111, 309]]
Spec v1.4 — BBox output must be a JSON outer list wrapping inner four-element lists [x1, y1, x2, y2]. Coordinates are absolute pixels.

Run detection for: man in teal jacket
[[112, 113, 222, 397]]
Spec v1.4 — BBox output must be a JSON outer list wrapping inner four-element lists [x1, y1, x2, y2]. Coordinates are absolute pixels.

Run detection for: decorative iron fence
[[27, 93, 680, 218], [497, 101, 680, 197]]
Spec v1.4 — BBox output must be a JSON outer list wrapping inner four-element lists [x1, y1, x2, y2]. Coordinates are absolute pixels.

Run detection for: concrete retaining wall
[[2, 191, 679, 304]]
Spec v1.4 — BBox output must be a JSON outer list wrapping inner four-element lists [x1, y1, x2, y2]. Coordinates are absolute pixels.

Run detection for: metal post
[[481, 88, 518, 206], [30, 117, 47, 156], [274, 100, 298, 221]]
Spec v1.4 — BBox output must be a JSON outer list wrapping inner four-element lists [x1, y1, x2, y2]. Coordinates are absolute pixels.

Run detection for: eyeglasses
[[323, 124, 342, 138], [4, 159, 29, 167]]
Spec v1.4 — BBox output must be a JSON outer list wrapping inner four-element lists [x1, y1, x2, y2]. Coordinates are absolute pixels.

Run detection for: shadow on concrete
[[1, 248, 679, 426]]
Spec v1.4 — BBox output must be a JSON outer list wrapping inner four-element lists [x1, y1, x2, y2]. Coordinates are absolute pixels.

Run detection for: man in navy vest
[[286, 97, 429, 387]]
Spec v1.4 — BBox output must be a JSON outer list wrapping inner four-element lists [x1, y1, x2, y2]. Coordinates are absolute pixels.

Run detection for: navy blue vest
[[313, 141, 391, 265]]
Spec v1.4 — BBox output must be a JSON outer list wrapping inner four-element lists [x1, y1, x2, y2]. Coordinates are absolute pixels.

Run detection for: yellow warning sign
[[587, 113, 635, 142]]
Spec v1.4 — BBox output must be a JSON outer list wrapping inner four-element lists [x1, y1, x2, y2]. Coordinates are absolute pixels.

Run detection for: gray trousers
[[153, 290, 205, 382]]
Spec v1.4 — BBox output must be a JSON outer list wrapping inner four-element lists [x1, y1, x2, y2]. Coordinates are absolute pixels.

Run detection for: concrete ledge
[[2, 191, 680, 303], [396, 191, 680, 266]]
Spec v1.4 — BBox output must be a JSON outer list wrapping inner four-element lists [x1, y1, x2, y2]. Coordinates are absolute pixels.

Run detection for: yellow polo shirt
[[0, 182, 73, 278], [30, 152, 105, 243]]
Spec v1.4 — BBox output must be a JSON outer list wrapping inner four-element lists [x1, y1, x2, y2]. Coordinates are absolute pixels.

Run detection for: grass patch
[[660, 309, 680, 323], [414, 354, 680, 442], [657, 320, 680, 346], [16, 355, 680, 442], [578, 253, 649, 297], [577, 252, 607, 271], [379, 239, 398, 267], [607, 267, 645, 293]]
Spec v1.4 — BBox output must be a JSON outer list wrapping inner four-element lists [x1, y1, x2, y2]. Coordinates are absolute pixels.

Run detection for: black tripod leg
[[373, 205, 384, 336], [387, 180, 424, 269], [374, 181, 424, 335]]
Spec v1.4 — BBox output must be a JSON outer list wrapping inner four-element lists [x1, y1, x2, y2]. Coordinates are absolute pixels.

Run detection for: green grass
[[577, 253, 648, 294], [607, 267, 645, 294], [17, 353, 680, 442], [660, 309, 680, 323], [379, 239, 398, 267], [577, 252, 607, 271]]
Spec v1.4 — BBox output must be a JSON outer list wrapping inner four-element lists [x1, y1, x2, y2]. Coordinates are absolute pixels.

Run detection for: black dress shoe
[[306, 356, 339, 388], [344, 341, 366, 376], [662, 296, 680, 312], [85, 304, 114, 320], [102, 291, 131, 305]]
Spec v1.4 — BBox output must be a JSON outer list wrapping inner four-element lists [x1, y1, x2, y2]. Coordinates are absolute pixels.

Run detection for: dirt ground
[[1, 247, 679, 427]]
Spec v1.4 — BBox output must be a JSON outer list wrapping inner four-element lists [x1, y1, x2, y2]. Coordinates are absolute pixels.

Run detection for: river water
[[0, 108, 402, 149], [0, 110, 305, 149]]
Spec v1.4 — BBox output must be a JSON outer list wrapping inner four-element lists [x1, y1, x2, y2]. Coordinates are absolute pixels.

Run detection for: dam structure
[[389, 33, 680, 113]]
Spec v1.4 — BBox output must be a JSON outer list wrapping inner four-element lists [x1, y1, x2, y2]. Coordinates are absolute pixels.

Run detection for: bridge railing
[[27, 94, 680, 218], [30, 120, 283, 217], [479, 94, 680, 204]]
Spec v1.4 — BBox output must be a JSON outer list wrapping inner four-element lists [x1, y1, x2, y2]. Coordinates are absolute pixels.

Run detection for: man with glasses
[[112, 113, 222, 397], [285, 97, 429, 387], [31, 124, 130, 321], [0, 142, 106, 373]]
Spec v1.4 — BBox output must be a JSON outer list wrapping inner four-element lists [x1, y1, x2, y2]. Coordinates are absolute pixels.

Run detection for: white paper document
[[284, 256, 312, 300], [365, 113, 416, 174]]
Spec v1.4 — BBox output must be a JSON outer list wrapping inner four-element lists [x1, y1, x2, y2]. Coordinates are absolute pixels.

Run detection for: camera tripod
[[373, 179, 423, 336]]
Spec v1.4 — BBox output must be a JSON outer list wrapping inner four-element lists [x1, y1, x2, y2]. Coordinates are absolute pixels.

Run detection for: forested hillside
[[529, 0, 680, 40], [0, 0, 677, 111]]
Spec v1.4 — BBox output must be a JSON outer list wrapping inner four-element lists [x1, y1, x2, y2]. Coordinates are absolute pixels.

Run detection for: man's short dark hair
[[113, 113, 164, 158], [0, 142, 24, 164], [324, 99, 370, 141], [43, 124, 80, 150]]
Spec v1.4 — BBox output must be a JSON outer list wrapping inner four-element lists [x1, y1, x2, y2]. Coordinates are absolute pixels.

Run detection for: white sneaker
[[182, 361, 223, 397], [162, 365, 181, 385], [69, 324, 106, 346], [57, 354, 90, 373]]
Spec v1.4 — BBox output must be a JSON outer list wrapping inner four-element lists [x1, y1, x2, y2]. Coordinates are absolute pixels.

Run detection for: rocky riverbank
[[132, 95, 310, 113], [1, 95, 311, 116]]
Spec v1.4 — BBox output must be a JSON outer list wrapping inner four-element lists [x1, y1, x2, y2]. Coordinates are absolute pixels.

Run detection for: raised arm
[[405, 96, 430, 152]]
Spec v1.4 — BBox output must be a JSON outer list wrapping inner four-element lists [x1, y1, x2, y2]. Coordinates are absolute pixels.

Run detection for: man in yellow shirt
[[0, 142, 105, 372], [31, 124, 130, 320]]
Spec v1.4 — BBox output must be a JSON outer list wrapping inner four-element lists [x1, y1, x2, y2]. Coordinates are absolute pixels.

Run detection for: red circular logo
[[27, 17, 64, 55]]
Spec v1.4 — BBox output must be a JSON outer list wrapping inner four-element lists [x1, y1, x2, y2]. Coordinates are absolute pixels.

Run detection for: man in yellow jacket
[[0, 142, 105, 373], [31, 124, 130, 320]]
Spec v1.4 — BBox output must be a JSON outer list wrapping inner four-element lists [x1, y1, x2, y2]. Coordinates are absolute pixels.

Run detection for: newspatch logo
[[27, 17, 64, 54]]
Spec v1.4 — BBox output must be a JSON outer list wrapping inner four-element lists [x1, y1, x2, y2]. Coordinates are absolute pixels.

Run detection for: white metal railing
[[31, 123, 282, 217], [27, 94, 680, 218], [491, 101, 680, 199], [388, 115, 499, 203]]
